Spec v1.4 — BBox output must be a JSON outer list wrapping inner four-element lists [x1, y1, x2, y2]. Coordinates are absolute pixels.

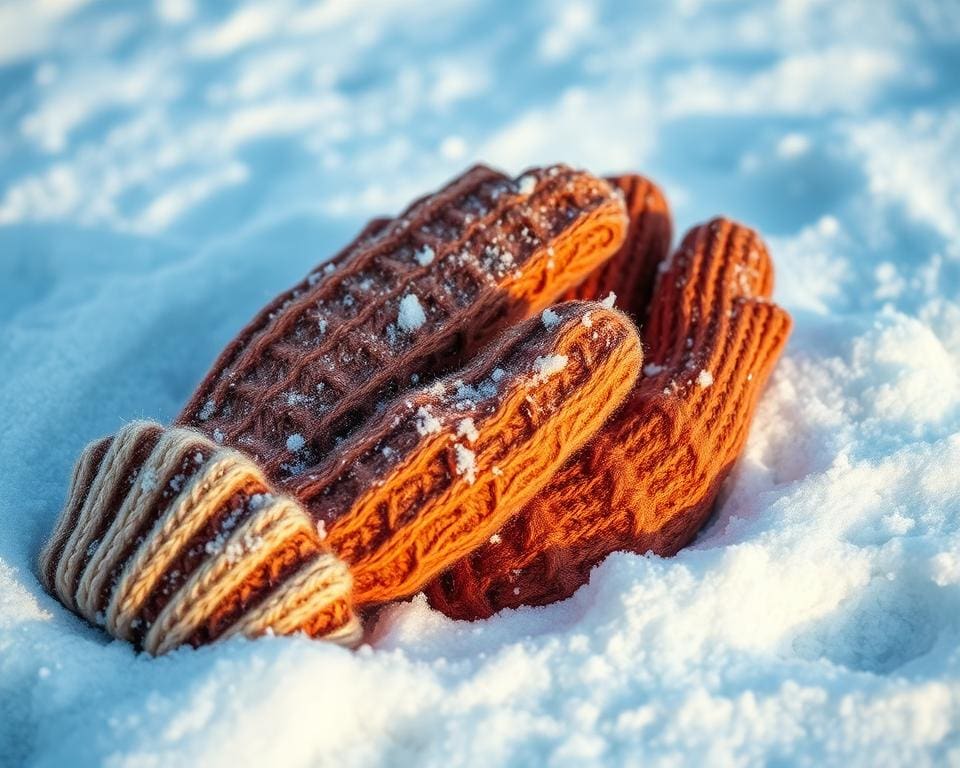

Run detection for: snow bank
[[1, 1, 959, 766]]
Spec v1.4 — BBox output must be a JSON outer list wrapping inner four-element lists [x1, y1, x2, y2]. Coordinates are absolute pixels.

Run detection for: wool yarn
[[301, 301, 642, 604], [178, 164, 628, 477], [38, 422, 361, 653], [39, 164, 633, 653], [424, 181, 793, 618]]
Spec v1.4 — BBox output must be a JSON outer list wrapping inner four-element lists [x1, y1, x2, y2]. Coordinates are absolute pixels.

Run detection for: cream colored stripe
[[38, 437, 106, 593], [143, 496, 314, 655], [75, 428, 211, 622], [221, 553, 360, 647], [318, 612, 364, 647], [55, 421, 160, 609], [107, 447, 265, 640]]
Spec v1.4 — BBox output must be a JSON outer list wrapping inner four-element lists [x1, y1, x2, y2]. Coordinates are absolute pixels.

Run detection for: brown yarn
[[298, 301, 642, 604], [40, 423, 360, 653], [178, 165, 628, 480], [40, 165, 792, 648], [424, 184, 793, 618], [39, 163, 631, 652]]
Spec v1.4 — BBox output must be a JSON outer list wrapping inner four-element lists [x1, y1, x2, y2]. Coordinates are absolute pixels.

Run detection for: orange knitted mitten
[[425, 179, 793, 618]]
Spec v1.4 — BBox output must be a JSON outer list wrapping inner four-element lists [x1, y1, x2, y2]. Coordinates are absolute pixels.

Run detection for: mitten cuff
[[38, 421, 360, 654]]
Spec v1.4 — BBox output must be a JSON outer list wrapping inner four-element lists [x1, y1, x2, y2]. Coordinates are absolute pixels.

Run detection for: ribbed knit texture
[[561, 173, 672, 312], [40, 165, 791, 646], [424, 180, 793, 618], [38, 423, 360, 654]]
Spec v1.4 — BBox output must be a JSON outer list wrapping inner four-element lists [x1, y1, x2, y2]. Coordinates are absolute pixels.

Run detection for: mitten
[[425, 178, 794, 618], [39, 165, 642, 653]]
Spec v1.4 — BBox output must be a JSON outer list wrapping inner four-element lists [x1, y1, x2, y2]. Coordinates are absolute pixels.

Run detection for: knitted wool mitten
[[39, 165, 642, 654], [425, 181, 793, 618]]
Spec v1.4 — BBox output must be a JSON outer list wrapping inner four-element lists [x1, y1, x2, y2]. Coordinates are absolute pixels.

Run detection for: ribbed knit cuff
[[38, 421, 361, 655]]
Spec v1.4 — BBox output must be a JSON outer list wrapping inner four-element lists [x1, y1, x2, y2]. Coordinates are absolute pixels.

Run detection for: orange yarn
[[39, 163, 637, 651], [298, 301, 642, 604], [177, 164, 628, 477], [425, 179, 793, 619], [562, 174, 672, 311], [39, 165, 793, 651]]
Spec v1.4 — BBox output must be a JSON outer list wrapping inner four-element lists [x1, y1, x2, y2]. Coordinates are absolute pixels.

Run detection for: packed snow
[[397, 293, 427, 333], [1, 1, 960, 766], [542, 307, 561, 329], [453, 443, 478, 485], [532, 354, 570, 384]]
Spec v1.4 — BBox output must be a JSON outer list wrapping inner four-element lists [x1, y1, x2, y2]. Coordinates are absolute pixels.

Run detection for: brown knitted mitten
[[425, 180, 793, 618], [38, 165, 641, 653]]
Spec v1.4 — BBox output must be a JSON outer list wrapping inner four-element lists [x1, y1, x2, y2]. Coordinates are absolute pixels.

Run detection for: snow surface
[[2, 1, 960, 766]]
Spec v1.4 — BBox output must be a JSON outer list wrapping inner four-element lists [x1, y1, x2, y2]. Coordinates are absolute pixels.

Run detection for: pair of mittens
[[39, 164, 791, 653], [40, 166, 638, 651]]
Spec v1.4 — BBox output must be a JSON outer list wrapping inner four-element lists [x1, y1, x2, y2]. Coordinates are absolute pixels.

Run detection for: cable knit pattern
[[425, 193, 793, 618]]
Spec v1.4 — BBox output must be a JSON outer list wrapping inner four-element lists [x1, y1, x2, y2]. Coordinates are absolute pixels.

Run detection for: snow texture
[[542, 307, 561, 328], [414, 245, 435, 267], [532, 354, 570, 384], [414, 406, 442, 437], [453, 443, 478, 485], [1, 1, 960, 766], [397, 293, 426, 333]]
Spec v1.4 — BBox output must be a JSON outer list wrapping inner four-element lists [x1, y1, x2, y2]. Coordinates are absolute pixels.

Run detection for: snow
[[414, 406, 442, 436], [697, 370, 714, 388], [517, 174, 537, 196], [541, 307, 561, 329], [197, 399, 216, 421], [457, 418, 479, 444], [285, 433, 306, 452], [414, 245, 435, 266], [397, 294, 426, 333], [139, 468, 159, 493], [453, 443, 477, 485], [2, 1, 960, 766], [532, 354, 569, 383]]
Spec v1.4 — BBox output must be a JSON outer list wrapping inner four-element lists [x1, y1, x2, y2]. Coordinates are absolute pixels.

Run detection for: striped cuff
[[38, 421, 361, 655]]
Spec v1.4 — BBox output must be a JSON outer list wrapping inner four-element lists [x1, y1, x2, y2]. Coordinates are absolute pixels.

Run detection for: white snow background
[[2, 1, 960, 766]]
